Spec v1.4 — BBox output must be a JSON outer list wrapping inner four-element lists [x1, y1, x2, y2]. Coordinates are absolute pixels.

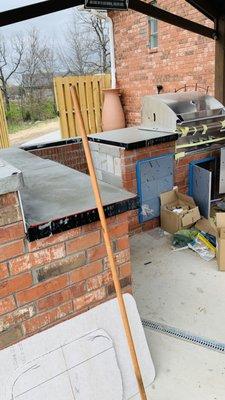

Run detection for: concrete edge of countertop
[[0, 158, 24, 195], [88, 126, 179, 149], [19, 126, 179, 152], [0, 148, 139, 242], [20, 136, 82, 151]]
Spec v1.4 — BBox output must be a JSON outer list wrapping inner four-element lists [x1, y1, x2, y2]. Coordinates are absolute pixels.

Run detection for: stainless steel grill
[[140, 91, 225, 152]]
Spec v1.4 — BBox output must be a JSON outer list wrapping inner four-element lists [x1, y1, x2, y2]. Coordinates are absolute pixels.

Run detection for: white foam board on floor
[[0, 294, 155, 400]]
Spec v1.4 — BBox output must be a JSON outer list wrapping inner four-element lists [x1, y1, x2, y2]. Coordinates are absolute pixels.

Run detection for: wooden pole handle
[[70, 86, 148, 400]]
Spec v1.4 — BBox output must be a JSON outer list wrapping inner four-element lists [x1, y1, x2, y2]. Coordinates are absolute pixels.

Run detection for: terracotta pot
[[102, 89, 126, 131]]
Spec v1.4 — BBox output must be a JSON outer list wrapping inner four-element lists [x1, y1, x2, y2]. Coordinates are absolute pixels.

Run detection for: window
[[148, 1, 158, 48]]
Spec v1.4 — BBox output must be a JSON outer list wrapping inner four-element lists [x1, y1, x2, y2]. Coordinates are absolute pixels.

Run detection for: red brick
[[70, 261, 103, 283], [27, 227, 81, 251], [0, 296, 16, 316], [37, 289, 71, 312], [119, 262, 132, 278], [110, 3, 214, 128], [142, 218, 159, 231], [73, 287, 106, 311], [108, 222, 129, 239], [0, 273, 32, 298], [70, 281, 86, 299], [16, 275, 69, 305], [10, 243, 65, 275], [0, 263, 9, 280], [87, 243, 107, 262], [0, 205, 22, 227], [116, 236, 130, 251], [116, 212, 129, 223], [30, 142, 87, 173], [0, 222, 25, 245], [0, 240, 24, 263], [23, 302, 73, 335], [81, 221, 101, 233], [86, 271, 112, 291], [104, 249, 130, 269], [107, 276, 132, 296], [0, 193, 18, 207], [66, 231, 101, 255], [0, 305, 35, 332]]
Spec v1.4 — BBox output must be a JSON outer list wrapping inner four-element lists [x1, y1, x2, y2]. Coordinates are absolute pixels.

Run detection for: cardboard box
[[160, 188, 201, 234], [215, 213, 225, 271]]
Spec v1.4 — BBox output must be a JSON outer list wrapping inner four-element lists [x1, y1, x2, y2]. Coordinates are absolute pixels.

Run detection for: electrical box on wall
[[85, 0, 129, 10]]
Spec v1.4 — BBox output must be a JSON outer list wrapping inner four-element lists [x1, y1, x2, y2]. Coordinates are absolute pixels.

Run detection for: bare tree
[[0, 34, 24, 110], [19, 28, 55, 116], [58, 24, 95, 75], [21, 28, 54, 93], [58, 10, 110, 76], [80, 13, 110, 74]]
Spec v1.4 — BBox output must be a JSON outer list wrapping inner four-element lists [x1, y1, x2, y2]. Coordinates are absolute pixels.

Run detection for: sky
[[0, 0, 75, 40]]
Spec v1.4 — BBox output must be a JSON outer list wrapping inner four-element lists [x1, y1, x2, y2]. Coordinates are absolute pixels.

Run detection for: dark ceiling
[[186, 0, 225, 20], [0, 0, 224, 31]]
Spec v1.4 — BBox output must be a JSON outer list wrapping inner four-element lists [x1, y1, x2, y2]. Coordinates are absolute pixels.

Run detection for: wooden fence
[[0, 91, 9, 148], [54, 74, 111, 138]]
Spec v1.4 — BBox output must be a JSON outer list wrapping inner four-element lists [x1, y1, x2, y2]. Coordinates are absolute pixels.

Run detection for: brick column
[[0, 192, 132, 350], [0, 192, 28, 348]]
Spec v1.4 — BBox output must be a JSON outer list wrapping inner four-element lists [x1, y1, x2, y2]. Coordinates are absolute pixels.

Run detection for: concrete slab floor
[[130, 229, 225, 399], [145, 331, 225, 400]]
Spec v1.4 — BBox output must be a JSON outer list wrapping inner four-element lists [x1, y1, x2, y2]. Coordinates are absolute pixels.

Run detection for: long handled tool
[[70, 86, 148, 400]]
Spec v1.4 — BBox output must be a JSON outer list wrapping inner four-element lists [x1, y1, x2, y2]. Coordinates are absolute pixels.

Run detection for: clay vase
[[102, 89, 126, 131]]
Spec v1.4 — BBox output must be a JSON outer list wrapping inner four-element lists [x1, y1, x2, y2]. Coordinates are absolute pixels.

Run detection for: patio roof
[[0, 1, 222, 37], [0, 0, 225, 103], [186, 0, 225, 20]]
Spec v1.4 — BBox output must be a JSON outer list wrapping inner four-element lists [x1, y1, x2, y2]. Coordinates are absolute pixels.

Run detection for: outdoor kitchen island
[[0, 148, 138, 350], [89, 127, 178, 233]]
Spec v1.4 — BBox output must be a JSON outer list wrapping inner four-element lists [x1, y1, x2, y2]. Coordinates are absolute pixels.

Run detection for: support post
[[215, 17, 225, 105]]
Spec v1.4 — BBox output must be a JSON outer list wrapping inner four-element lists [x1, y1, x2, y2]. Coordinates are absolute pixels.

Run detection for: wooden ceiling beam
[[129, 0, 217, 39], [0, 0, 83, 27], [186, 0, 219, 21], [0, 0, 218, 41]]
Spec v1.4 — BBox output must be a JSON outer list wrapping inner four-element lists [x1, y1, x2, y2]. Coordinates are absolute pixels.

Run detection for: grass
[[8, 121, 35, 134], [8, 117, 58, 135]]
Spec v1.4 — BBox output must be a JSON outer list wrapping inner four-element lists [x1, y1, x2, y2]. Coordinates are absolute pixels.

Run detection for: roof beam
[[186, 0, 219, 21], [129, 0, 217, 39], [0, 0, 83, 27]]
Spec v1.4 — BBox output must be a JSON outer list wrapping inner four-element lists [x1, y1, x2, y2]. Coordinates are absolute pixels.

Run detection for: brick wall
[[110, 1, 215, 125], [91, 140, 176, 234], [0, 192, 132, 350], [29, 141, 88, 174]]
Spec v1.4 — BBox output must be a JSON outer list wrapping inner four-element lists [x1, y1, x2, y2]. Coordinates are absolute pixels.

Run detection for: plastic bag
[[172, 229, 198, 249], [188, 237, 215, 261]]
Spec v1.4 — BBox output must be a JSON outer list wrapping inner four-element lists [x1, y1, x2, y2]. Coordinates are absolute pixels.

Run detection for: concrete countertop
[[0, 148, 138, 241], [89, 127, 178, 150], [0, 158, 24, 195]]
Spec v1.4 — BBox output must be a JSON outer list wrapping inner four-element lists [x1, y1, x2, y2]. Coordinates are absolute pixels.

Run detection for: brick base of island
[[89, 127, 178, 234], [0, 149, 138, 350]]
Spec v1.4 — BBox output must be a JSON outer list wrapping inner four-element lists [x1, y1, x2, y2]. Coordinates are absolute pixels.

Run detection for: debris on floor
[[160, 188, 200, 234], [172, 229, 198, 250], [188, 234, 215, 261], [171, 227, 216, 261]]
